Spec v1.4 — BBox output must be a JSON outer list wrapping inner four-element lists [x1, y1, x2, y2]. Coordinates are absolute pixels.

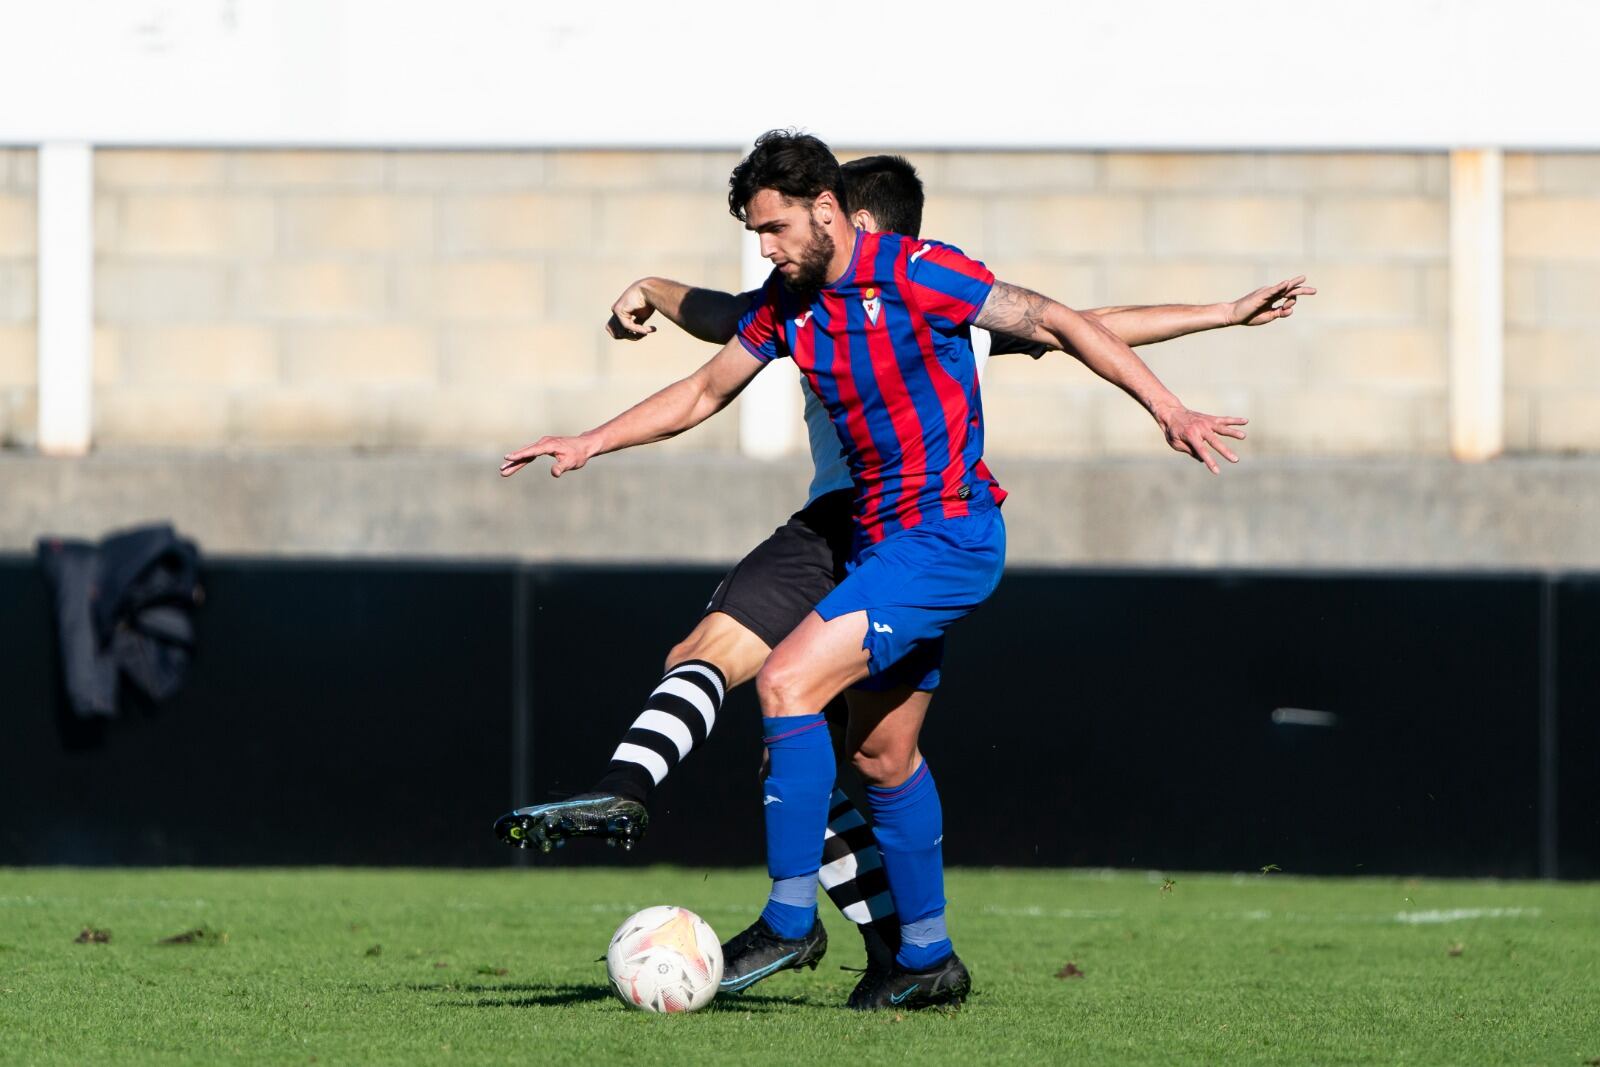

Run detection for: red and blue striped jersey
[[736, 230, 1007, 546]]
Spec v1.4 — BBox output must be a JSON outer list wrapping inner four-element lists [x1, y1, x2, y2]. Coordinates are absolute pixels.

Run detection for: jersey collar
[[822, 227, 866, 293]]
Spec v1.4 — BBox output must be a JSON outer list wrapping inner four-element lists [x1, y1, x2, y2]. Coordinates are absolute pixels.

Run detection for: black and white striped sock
[[595, 660, 726, 804], [818, 788, 900, 964]]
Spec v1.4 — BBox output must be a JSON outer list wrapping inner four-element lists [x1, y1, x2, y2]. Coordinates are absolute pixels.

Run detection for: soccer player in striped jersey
[[499, 133, 1301, 1009], [493, 153, 1310, 994]]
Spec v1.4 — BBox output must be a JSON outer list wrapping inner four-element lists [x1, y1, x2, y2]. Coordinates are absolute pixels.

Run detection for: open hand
[[1158, 408, 1249, 474], [605, 280, 658, 340], [500, 435, 597, 478], [1229, 276, 1316, 327]]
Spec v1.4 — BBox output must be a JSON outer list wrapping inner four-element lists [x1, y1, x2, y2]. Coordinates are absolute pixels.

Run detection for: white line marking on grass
[[1393, 907, 1541, 924], [982, 906, 1547, 926]]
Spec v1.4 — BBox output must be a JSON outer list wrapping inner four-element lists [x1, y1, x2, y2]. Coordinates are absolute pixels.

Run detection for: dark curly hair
[[841, 154, 923, 237], [728, 129, 846, 222]]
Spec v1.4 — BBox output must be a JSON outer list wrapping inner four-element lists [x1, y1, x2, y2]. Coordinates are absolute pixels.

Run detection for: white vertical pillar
[[37, 141, 94, 457], [736, 229, 800, 459], [1448, 147, 1503, 462]]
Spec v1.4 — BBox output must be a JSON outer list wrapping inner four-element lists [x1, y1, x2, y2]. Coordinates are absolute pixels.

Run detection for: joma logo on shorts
[[872, 621, 894, 634]]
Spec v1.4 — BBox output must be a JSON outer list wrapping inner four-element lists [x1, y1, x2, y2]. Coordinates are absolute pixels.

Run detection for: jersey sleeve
[[735, 281, 786, 363], [986, 329, 1051, 359], [905, 240, 996, 328]]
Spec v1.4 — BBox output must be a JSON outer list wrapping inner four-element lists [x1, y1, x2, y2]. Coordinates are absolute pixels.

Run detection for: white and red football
[[604, 905, 723, 1013]]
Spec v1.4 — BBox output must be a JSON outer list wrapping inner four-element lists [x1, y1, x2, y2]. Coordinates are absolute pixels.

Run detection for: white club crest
[[863, 287, 882, 326]]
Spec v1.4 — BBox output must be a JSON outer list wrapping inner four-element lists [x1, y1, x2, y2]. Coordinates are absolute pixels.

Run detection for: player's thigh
[[698, 496, 847, 685], [844, 685, 932, 789], [756, 609, 872, 718], [666, 611, 772, 689]]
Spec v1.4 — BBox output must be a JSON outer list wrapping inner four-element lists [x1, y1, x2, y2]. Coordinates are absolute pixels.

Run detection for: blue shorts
[[813, 507, 1006, 692]]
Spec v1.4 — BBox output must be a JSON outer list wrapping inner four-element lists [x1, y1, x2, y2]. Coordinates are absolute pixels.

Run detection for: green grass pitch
[[2, 866, 1597, 1066]]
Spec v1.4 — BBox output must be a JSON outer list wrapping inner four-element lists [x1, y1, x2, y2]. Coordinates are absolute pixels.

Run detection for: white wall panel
[[1, 0, 1596, 149]]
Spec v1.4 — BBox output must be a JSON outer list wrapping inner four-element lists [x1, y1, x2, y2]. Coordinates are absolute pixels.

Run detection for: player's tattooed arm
[[500, 340, 763, 478], [976, 280, 1250, 474], [975, 282, 1054, 341], [607, 277, 751, 345]]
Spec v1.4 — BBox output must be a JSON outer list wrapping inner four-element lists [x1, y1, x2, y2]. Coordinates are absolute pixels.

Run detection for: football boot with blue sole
[[846, 952, 970, 1011], [493, 793, 648, 853], [718, 916, 828, 993]]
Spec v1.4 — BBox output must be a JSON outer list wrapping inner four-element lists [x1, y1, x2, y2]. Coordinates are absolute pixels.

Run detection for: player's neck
[[823, 223, 858, 288]]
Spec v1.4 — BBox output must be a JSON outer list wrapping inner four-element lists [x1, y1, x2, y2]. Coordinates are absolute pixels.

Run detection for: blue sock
[[866, 761, 953, 970], [759, 878, 816, 940], [758, 712, 834, 939]]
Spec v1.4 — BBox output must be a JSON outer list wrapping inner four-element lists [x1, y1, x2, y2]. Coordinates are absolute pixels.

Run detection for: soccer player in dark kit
[[498, 131, 1278, 1009]]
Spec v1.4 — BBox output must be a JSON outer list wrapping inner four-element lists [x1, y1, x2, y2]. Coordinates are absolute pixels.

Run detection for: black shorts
[[703, 489, 854, 648]]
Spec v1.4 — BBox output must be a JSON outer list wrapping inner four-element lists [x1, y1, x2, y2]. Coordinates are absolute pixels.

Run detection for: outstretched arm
[[606, 277, 751, 345], [500, 341, 764, 478], [1086, 276, 1316, 347], [975, 282, 1248, 473], [989, 275, 1316, 356]]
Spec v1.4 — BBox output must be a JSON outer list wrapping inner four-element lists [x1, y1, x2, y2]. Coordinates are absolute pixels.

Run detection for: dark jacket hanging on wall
[[37, 524, 203, 719]]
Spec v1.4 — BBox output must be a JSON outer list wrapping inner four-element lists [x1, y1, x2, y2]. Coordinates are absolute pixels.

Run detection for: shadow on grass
[[405, 980, 797, 1012], [467, 984, 615, 1008], [401, 980, 612, 1008], [701, 993, 795, 1013]]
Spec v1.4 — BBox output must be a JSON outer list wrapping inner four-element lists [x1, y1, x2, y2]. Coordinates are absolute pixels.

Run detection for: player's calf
[[594, 659, 728, 805], [818, 787, 901, 970]]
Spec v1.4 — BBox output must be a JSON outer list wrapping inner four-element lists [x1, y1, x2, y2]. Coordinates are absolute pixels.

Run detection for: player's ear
[[852, 209, 878, 233], [813, 189, 839, 224]]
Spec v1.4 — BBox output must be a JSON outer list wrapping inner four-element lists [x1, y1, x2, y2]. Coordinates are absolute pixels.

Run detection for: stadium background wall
[[4, 147, 1600, 457], [3, 556, 1594, 881]]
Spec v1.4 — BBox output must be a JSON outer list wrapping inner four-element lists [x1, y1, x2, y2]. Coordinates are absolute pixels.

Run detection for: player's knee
[[665, 615, 768, 687], [851, 746, 918, 789], [663, 634, 703, 674], [754, 657, 805, 717], [664, 616, 723, 674]]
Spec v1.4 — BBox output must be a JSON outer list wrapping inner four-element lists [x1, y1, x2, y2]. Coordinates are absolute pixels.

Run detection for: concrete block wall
[[92, 149, 743, 451], [1504, 153, 1600, 452], [897, 151, 1451, 459], [0, 149, 35, 447], [40, 147, 1599, 458]]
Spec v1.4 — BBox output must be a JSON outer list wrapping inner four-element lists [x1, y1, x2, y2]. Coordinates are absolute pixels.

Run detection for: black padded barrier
[[1, 559, 514, 866], [0, 555, 1586, 876]]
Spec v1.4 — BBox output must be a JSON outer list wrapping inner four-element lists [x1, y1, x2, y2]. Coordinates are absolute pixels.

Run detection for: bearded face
[[743, 188, 844, 295], [782, 213, 837, 295]]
